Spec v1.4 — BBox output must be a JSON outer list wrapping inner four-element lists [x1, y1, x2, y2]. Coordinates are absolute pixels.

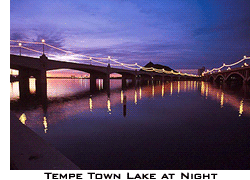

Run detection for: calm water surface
[[10, 79, 250, 169]]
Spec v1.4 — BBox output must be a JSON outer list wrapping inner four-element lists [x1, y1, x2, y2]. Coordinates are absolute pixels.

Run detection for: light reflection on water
[[10, 80, 250, 169], [10, 78, 122, 100], [11, 80, 250, 128]]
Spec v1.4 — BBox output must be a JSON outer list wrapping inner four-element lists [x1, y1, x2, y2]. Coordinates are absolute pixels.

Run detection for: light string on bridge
[[203, 56, 250, 75], [10, 39, 198, 77]]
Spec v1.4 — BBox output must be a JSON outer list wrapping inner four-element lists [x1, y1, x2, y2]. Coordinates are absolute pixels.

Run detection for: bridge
[[10, 54, 198, 101], [203, 56, 250, 86], [10, 39, 200, 101]]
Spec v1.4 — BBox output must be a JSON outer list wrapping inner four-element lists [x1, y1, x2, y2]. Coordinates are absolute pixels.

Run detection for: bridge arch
[[214, 74, 225, 84], [225, 72, 245, 82], [247, 77, 250, 85], [208, 76, 214, 82], [225, 72, 244, 86]]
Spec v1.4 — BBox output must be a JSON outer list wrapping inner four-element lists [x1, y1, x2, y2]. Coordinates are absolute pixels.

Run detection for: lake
[[10, 79, 250, 169]]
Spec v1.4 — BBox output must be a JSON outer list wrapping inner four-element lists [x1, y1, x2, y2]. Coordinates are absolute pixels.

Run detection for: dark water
[[10, 80, 250, 169]]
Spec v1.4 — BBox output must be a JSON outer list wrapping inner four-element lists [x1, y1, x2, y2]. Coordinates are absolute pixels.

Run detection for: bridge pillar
[[162, 76, 165, 84], [90, 73, 97, 92], [19, 68, 31, 100], [103, 73, 110, 94], [122, 77, 127, 89], [35, 69, 47, 101], [36, 55, 48, 101], [244, 69, 249, 86], [131, 76, 136, 86]]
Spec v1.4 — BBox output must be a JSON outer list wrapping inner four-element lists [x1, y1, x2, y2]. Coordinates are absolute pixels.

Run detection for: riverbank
[[10, 112, 80, 170]]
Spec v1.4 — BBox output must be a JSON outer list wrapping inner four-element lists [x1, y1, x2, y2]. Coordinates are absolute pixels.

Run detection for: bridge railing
[[10, 39, 198, 77], [203, 56, 250, 75]]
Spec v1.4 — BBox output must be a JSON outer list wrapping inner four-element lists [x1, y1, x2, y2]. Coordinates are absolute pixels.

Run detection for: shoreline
[[10, 112, 80, 170]]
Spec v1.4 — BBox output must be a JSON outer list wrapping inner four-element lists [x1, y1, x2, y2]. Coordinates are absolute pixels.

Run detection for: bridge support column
[[131, 76, 136, 86], [244, 69, 249, 86], [162, 76, 165, 84], [103, 74, 110, 94], [90, 73, 97, 92], [122, 77, 127, 89], [19, 68, 31, 100], [35, 69, 47, 101]]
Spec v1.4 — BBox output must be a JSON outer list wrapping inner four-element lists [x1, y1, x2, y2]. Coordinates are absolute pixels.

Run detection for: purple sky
[[10, 0, 250, 71]]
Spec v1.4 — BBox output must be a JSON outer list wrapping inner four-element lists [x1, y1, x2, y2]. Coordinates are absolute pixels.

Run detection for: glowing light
[[139, 87, 142, 99], [162, 83, 165, 97], [239, 99, 244, 117], [89, 97, 93, 112], [201, 81, 205, 96], [107, 98, 111, 114], [43, 117, 48, 133], [18, 43, 22, 47], [19, 113, 26, 124], [178, 81, 180, 94], [41, 39, 45, 43], [121, 90, 124, 104], [170, 82, 173, 96], [205, 83, 209, 99], [152, 84, 155, 97], [98, 79, 101, 90], [134, 90, 137, 105], [29, 78, 36, 94], [220, 92, 224, 108]]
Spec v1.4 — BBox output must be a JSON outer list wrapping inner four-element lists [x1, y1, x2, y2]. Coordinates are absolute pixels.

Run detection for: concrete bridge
[[203, 66, 250, 86], [10, 54, 198, 101]]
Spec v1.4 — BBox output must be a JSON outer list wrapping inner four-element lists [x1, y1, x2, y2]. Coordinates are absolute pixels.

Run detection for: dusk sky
[[10, 0, 250, 73]]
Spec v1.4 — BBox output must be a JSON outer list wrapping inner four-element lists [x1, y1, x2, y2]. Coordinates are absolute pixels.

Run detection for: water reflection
[[123, 95, 127, 117], [89, 96, 93, 112], [152, 84, 155, 97], [19, 113, 26, 124], [239, 99, 244, 117], [162, 83, 164, 97], [12, 80, 250, 132], [177, 81, 180, 94], [107, 97, 111, 114], [10, 78, 122, 100], [134, 90, 137, 105], [139, 87, 142, 100], [43, 116, 48, 133], [220, 92, 224, 108], [198, 82, 250, 116], [170, 82, 173, 96], [121, 90, 124, 104]]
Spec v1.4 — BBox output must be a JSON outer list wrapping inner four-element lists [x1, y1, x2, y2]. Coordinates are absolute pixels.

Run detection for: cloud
[[10, 32, 27, 40], [10, 0, 250, 70]]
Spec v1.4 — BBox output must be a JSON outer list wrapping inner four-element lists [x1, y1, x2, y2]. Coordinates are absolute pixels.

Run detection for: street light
[[89, 57, 92, 65], [41, 39, 45, 54], [108, 56, 111, 65], [18, 43, 22, 56]]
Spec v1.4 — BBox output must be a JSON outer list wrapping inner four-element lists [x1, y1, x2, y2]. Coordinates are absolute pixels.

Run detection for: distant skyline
[[10, 0, 250, 73]]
